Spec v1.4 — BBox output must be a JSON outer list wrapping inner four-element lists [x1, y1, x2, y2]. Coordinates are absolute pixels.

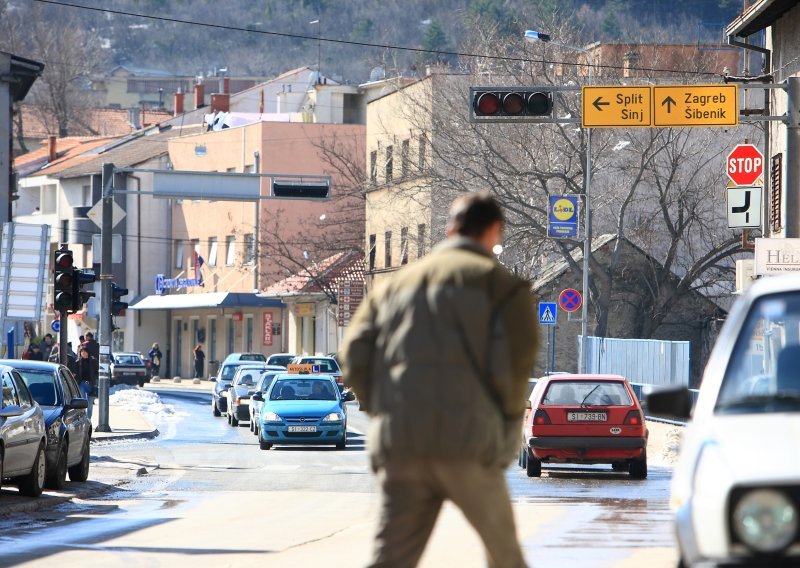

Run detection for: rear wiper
[[716, 393, 800, 409], [580, 386, 600, 408]]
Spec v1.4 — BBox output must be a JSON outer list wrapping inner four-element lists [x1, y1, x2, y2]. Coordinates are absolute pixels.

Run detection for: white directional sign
[[727, 186, 762, 229]]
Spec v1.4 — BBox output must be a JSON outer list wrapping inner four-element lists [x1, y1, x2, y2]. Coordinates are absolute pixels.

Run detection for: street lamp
[[525, 30, 594, 374]]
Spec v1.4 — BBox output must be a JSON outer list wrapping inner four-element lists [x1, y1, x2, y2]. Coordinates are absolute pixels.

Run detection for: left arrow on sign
[[592, 97, 609, 112]]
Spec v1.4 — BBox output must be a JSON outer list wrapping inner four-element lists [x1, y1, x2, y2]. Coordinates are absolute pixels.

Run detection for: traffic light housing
[[72, 268, 96, 312], [53, 248, 74, 313], [111, 283, 129, 317], [470, 87, 555, 123], [271, 178, 331, 199]]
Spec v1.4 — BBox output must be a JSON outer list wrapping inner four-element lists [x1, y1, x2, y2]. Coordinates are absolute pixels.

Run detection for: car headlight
[[263, 412, 281, 422], [47, 419, 61, 446], [732, 489, 798, 553], [322, 412, 342, 422]]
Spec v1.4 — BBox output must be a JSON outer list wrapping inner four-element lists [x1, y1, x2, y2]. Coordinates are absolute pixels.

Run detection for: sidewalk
[[145, 376, 215, 392], [91, 399, 159, 442]]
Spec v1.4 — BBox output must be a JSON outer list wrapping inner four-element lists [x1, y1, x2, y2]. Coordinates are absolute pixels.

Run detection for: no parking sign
[[558, 288, 582, 312]]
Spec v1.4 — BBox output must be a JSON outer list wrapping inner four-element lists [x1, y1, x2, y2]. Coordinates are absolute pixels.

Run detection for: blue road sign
[[51, 320, 60, 333], [559, 288, 582, 312], [539, 302, 558, 325], [547, 195, 579, 239]]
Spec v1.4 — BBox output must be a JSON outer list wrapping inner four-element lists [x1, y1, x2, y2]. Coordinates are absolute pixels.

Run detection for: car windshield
[[220, 364, 242, 381], [234, 369, 261, 387], [239, 354, 266, 361], [267, 355, 294, 367], [17, 369, 61, 406], [115, 355, 143, 365], [717, 292, 800, 414], [258, 372, 280, 392], [297, 358, 340, 373], [542, 381, 632, 407], [269, 378, 337, 401]]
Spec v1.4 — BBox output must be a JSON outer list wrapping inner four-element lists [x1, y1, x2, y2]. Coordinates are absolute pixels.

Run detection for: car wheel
[[249, 420, 254, 433], [335, 431, 347, 450], [230, 413, 239, 427], [629, 451, 648, 480], [68, 437, 91, 482], [45, 442, 68, 490], [259, 439, 272, 450], [0, 446, 4, 492], [525, 452, 542, 478], [521, 447, 528, 469], [18, 443, 46, 497], [212, 399, 221, 417]]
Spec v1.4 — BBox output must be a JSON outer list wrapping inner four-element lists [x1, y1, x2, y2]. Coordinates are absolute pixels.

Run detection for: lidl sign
[[548, 195, 579, 238]]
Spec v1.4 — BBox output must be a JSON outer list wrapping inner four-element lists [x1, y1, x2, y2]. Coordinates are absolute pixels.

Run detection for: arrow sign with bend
[[732, 190, 751, 223], [592, 97, 610, 112], [662, 96, 676, 113]]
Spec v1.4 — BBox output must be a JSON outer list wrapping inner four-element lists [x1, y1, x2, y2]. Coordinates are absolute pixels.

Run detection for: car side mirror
[[645, 386, 692, 420], [247, 390, 256, 396], [524, 400, 532, 409], [342, 391, 355, 402], [0, 405, 24, 418], [251, 392, 263, 402], [69, 397, 89, 410], [210, 377, 217, 382]]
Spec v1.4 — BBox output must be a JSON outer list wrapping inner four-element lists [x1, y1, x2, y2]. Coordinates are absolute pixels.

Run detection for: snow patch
[[659, 427, 683, 465], [109, 387, 179, 421]]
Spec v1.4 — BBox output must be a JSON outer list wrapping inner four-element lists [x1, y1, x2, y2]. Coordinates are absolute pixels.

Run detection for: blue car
[[254, 374, 355, 451]]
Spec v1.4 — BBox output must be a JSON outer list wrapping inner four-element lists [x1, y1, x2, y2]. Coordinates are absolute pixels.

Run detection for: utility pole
[[96, 162, 114, 433], [787, 77, 800, 238]]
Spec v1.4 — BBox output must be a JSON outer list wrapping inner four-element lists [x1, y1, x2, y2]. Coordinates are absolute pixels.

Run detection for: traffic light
[[271, 178, 331, 199], [53, 248, 74, 313], [470, 87, 554, 123], [72, 268, 96, 312], [111, 283, 129, 317]]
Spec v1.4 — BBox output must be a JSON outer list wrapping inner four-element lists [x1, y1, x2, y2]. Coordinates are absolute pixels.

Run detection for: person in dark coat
[[148, 342, 163, 377], [83, 332, 100, 373], [193, 344, 206, 378], [75, 346, 98, 418], [29, 343, 45, 361]]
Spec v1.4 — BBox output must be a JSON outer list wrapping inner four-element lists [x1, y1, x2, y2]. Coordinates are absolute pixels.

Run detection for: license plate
[[567, 412, 607, 422], [287, 426, 317, 432]]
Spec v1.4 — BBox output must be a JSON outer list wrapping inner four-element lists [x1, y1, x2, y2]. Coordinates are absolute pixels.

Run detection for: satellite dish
[[369, 66, 386, 81]]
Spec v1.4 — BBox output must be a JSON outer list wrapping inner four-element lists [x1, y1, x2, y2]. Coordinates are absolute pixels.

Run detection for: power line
[[32, 0, 724, 79]]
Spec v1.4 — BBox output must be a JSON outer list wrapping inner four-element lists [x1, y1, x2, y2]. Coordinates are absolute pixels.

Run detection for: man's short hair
[[86, 332, 94, 339], [447, 192, 504, 238]]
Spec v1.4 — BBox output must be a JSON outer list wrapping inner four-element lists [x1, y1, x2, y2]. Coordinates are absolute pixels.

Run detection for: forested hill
[[4, 0, 741, 84]]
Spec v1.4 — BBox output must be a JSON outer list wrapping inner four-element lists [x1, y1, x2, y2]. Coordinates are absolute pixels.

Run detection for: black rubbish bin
[[208, 360, 220, 379]]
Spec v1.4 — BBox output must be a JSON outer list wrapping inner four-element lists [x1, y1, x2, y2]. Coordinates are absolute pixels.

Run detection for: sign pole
[[786, 77, 800, 238], [59, 310, 68, 366], [96, 163, 114, 433]]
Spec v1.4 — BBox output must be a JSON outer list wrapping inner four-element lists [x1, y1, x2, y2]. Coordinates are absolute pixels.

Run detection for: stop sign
[[727, 144, 764, 186]]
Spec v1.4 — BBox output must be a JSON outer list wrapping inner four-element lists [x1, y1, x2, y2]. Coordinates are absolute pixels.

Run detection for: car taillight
[[624, 410, 643, 425], [533, 409, 551, 426]]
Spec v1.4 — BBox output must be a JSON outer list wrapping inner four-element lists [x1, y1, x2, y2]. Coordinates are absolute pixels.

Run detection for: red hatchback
[[520, 374, 648, 479]]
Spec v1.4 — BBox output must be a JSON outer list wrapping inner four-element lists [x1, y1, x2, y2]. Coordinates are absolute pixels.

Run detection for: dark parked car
[[0, 365, 47, 496], [212, 360, 256, 417], [251, 371, 283, 436], [1, 360, 92, 489], [111, 352, 148, 387], [226, 365, 286, 426]]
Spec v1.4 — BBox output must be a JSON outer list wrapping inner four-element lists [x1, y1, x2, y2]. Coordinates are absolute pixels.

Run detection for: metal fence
[[584, 335, 691, 387]]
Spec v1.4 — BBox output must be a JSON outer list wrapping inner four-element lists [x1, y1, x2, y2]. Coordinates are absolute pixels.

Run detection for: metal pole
[[59, 310, 68, 366], [96, 163, 114, 432], [579, 57, 593, 374], [786, 77, 800, 238]]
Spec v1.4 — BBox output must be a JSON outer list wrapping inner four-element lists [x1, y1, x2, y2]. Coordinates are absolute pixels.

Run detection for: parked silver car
[[1, 366, 47, 497]]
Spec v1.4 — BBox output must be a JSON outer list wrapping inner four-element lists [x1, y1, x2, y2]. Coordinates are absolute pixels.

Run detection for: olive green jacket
[[341, 237, 539, 468]]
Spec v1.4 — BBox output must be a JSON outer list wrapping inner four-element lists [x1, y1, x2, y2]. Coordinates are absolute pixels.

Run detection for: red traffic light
[[474, 92, 500, 115], [55, 252, 73, 270], [471, 88, 554, 120]]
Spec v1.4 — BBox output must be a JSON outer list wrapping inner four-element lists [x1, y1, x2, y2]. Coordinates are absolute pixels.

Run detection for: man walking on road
[[342, 192, 539, 568]]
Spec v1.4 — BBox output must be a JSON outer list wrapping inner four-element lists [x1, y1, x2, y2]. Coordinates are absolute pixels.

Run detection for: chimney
[[48, 136, 57, 162], [194, 82, 205, 110], [211, 93, 230, 113], [174, 90, 185, 116], [223, 76, 230, 94]]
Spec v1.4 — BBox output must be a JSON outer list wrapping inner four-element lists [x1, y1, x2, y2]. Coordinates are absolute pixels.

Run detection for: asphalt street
[[0, 389, 677, 567]]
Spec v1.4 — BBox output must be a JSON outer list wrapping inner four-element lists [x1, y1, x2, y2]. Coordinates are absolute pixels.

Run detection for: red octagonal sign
[[727, 144, 764, 186]]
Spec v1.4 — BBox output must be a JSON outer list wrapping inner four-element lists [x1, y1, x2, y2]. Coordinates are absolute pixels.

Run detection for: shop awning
[[130, 292, 284, 311]]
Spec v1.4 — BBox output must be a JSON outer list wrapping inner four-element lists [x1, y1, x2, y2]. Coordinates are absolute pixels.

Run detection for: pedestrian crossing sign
[[539, 302, 558, 325]]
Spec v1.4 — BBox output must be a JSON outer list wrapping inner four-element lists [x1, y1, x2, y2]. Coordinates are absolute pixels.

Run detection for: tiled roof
[[16, 104, 173, 140], [262, 251, 364, 296], [13, 137, 119, 178]]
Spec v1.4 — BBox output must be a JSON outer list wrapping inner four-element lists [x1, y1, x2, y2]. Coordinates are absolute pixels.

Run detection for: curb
[[91, 428, 160, 444], [0, 494, 72, 518]]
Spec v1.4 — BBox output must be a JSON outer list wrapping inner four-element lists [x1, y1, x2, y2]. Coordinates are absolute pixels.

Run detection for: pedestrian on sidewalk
[[341, 192, 539, 568], [76, 346, 98, 419], [193, 344, 205, 379], [83, 332, 100, 373], [41, 333, 55, 361], [148, 342, 163, 378]]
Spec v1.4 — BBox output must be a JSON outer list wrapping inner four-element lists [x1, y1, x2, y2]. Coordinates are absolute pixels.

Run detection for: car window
[[267, 355, 294, 367], [62, 370, 80, 401], [269, 378, 336, 401], [13, 372, 34, 408], [220, 364, 241, 381], [541, 381, 632, 406], [258, 372, 280, 393], [236, 372, 257, 387], [2, 372, 20, 408], [718, 292, 800, 414], [115, 355, 143, 365], [17, 368, 61, 406], [298, 358, 340, 373], [240, 354, 266, 362]]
